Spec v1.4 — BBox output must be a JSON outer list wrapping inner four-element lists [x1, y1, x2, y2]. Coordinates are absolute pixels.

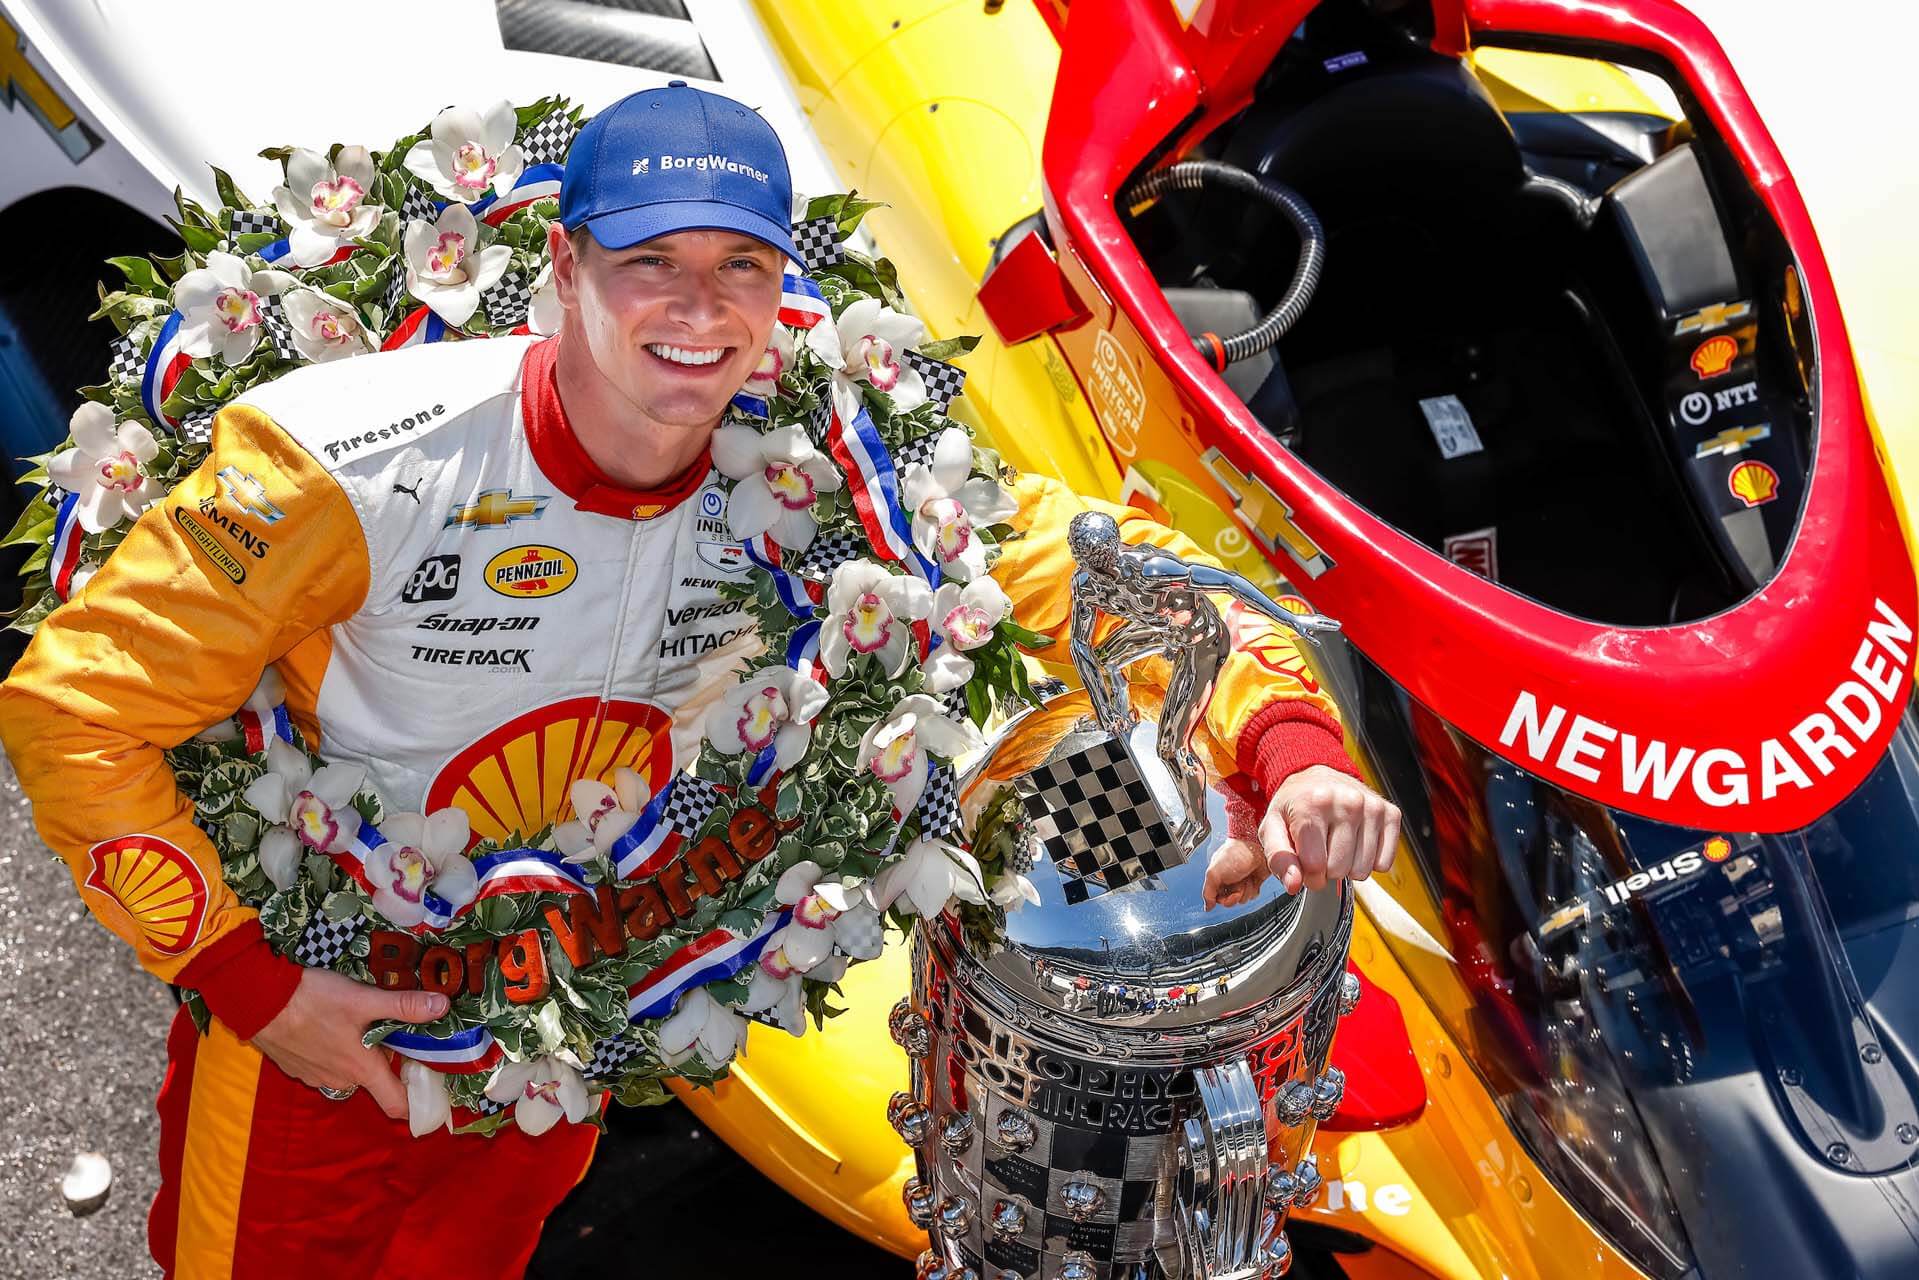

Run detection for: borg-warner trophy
[[893, 512, 1362, 1280]]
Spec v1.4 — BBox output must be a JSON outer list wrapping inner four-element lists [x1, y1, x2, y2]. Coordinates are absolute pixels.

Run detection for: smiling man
[[0, 82, 1397, 1277]]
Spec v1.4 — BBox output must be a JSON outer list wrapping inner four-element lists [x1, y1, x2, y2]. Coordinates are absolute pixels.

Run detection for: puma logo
[[393, 480, 422, 504]]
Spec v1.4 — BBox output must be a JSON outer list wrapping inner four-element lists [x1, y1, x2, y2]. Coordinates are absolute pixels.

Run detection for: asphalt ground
[[0, 753, 902, 1279]]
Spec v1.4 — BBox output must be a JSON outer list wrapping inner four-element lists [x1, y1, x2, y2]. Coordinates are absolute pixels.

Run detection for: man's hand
[[1204, 765, 1400, 909], [250, 968, 449, 1120]]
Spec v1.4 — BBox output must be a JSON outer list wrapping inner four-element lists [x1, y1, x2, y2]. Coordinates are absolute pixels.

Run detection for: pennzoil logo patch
[[485, 544, 576, 598], [84, 834, 209, 955], [174, 508, 247, 583]]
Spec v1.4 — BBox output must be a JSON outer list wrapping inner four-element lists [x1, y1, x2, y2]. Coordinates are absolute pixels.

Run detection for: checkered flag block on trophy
[[519, 112, 580, 166], [905, 351, 966, 412], [482, 268, 533, 328], [1017, 738, 1179, 904], [107, 331, 141, 388], [791, 215, 846, 273], [260, 296, 301, 362], [292, 912, 363, 968]]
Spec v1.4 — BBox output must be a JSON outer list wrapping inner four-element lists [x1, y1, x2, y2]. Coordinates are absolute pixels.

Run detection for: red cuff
[[175, 920, 303, 1041], [1238, 698, 1360, 798]]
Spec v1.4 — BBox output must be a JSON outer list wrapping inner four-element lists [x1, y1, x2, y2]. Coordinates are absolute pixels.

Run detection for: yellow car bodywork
[[669, 7, 1730, 1278]]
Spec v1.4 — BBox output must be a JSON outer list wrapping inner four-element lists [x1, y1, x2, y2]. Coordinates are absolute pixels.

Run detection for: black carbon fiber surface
[[496, 0, 718, 79]]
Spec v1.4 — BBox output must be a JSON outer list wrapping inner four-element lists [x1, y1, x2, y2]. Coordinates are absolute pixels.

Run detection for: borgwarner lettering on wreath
[[5, 97, 1046, 1136]]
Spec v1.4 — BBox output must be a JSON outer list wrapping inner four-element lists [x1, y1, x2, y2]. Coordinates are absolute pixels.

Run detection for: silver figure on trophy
[[894, 513, 1363, 1280]]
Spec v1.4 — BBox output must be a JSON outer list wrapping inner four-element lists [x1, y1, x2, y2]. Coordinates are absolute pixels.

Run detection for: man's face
[[551, 225, 783, 431]]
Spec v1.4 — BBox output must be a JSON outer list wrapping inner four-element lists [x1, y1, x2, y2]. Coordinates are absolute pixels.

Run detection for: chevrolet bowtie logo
[[445, 489, 552, 530], [216, 466, 285, 524], [1675, 300, 1753, 336], [1200, 448, 1335, 579], [1694, 423, 1772, 458]]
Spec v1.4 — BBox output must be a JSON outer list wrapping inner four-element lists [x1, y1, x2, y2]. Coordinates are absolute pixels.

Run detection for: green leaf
[[998, 619, 1056, 651], [915, 334, 980, 361], [210, 166, 253, 212], [106, 255, 162, 294]]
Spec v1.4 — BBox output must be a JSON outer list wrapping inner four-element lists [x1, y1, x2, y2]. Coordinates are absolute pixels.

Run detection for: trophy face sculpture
[[896, 513, 1363, 1280]]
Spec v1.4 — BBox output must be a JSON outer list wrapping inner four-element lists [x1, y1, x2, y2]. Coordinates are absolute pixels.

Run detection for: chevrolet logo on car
[[445, 489, 551, 530]]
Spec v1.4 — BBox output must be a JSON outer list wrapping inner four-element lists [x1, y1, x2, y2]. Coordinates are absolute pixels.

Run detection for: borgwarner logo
[[635, 153, 768, 184]]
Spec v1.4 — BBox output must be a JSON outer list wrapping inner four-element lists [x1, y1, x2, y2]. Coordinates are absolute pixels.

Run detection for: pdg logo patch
[[403, 554, 461, 603]]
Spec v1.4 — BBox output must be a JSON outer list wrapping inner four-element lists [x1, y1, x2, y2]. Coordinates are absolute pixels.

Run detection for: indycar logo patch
[[84, 834, 209, 955], [485, 545, 576, 598]]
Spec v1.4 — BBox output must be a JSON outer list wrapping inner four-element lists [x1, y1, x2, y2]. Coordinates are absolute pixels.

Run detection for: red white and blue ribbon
[[383, 1024, 504, 1075], [785, 617, 826, 682], [140, 312, 190, 428], [744, 743, 779, 788], [48, 491, 84, 601], [472, 163, 565, 226], [382, 306, 450, 351], [626, 910, 790, 1021], [778, 274, 830, 330], [729, 389, 770, 419], [826, 405, 940, 584], [334, 819, 589, 934], [607, 778, 696, 881], [235, 703, 295, 754], [742, 533, 816, 620], [257, 239, 359, 269]]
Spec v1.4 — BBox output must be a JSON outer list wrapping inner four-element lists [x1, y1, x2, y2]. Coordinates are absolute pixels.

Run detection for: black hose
[[1122, 159, 1325, 366]]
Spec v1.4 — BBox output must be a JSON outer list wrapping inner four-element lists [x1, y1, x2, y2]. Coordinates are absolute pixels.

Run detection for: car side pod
[[1318, 964, 1427, 1133]]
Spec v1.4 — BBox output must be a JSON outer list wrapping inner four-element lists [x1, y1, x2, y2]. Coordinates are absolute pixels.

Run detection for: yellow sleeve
[[987, 472, 1354, 788], [0, 405, 370, 1036]]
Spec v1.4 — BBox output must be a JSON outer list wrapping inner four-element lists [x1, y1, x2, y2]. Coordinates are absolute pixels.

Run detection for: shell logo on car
[[82, 834, 208, 955], [1690, 334, 1740, 379], [484, 544, 576, 598], [1728, 460, 1780, 508], [426, 697, 675, 846]]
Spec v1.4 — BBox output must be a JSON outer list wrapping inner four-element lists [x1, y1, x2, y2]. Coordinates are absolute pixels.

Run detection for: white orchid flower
[[703, 667, 829, 773], [900, 427, 1019, 581], [528, 260, 561, 335], [874, 837, 988, 919], [806, 296, 928, 423], [173, 251, 293, 366], [990, 870, 1042, 911], [270, 146, 382, 268], [195, 667, 287, 743], [657, 986, 749, 1069], [403, 101, 526, 204], [242, 739, 365, 890], [818, 559, 933, 679], [710, 422, 842, 551], [769, 860, 884, 973], [553, 767, 649, 865], [922, 578, 1012, 693], [46, 402, 164, 534], [856, 694, 984, 817], [740, 963, 806, 1036], [403, 203, 511, 328], [740, 325, 796, 402], [365, 808, 479, 929], [485, 1055, 591, 1137], [401, 1058, 452, 1137], [281, 288, 372, 363]]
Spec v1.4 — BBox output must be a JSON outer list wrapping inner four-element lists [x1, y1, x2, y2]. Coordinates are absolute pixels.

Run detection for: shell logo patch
[[1690, 335, 1739, 379], [83, 835, 209, 955], [484, 545, 576, 598], [1728, 460, 1780, 508], [427, 697, 676, 846], [1702, 835, 1733, 863]]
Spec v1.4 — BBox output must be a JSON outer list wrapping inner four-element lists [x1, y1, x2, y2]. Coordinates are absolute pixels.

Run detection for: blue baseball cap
[[560, 81, 798, 263]]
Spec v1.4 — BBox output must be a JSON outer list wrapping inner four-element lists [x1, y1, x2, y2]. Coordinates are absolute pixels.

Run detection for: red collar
[[519, 337, 712, 521]]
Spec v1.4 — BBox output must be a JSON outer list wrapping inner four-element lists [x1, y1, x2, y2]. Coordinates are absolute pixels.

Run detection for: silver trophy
[[895, 513, 1361, 1280]]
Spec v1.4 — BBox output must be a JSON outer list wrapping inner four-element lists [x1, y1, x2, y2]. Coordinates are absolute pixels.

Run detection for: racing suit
[[0, 334, 1355, 1277]]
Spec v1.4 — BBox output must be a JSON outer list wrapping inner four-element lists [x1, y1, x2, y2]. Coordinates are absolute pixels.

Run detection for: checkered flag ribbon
[[482, 268, 533, 328], [905, 351, 966, 412], [892, 430, 941, 472], [1019, 738, 1180, 904], [397, 182, 439, 227], [832, 908, 886, 960], [791, 215, 846, 273], [584, 1034, 645, 1081], [107, 331, 141, 388], [941, 686, 971, 724], [178, 405, 217, 445], [916, 762, 963, 840], [292, 912, 362, 967], [384, 261, 414, 319], [226, 207, 282, 241], [795, 528, 861, 582], [260, 296, 300, 362], [519, 112, 580, 166], [663, 772, 724, 839]]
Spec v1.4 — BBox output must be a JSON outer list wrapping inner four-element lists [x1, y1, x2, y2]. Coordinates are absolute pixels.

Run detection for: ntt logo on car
[[1499, 599, 1911, 808]]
